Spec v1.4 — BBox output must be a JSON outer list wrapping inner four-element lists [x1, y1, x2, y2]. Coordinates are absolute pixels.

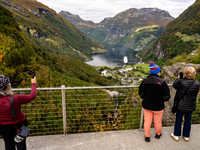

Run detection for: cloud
[[37, 0, 196, 23]]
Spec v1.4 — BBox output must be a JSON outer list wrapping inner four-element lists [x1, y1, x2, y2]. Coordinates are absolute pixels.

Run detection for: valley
[[1, 0, 200, 137], [86, 44, 139, 66], [1, 0, 200, 87], [60, 8, 174, 52]]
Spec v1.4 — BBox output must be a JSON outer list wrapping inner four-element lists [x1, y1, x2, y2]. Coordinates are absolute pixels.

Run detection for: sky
[[37, 0, 196, 23]]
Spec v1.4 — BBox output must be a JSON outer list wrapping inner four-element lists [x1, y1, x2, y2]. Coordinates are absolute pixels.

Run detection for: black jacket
[[139, 74, 170, 111], [173, 78, 200, 111]]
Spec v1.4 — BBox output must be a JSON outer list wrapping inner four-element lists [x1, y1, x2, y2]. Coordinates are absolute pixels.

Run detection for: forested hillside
[[0, 0, 106, 61], [138, 0, 200, 65], [0, 2, 122, 138], [0, 3, 115, 88]]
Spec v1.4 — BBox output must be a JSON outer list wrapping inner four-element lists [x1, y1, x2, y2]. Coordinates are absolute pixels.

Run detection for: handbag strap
[[10, 95, 22, 132], [10, 94, 16, 121], [177, 80, 195, 104]]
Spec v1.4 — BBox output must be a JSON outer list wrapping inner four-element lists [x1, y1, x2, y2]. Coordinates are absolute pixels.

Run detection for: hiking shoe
[[145, 137, 150, 142], [183, 136, 189, 142], [171, 133, 179, 142], [155, 133, 162, 139]]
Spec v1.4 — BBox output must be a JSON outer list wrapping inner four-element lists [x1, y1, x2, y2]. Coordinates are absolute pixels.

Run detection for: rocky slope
[[60, 8, 174, 51], [139, 0, 200, 62], [59, 11, 97, 28]]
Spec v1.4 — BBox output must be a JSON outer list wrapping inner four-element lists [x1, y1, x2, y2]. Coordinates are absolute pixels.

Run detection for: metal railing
[[3, 85, 200, 136]]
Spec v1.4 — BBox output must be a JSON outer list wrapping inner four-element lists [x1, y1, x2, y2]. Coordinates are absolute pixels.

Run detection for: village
[[98, 57, 148, 86]]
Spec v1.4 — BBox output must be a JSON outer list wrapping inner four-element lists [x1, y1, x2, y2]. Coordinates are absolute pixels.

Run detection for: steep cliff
[[139, 0, 200, 62]]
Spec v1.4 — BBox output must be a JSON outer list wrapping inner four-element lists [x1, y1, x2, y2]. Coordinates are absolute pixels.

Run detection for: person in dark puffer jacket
[[139, 61, 170, 142], [171, 67, 200, 142]]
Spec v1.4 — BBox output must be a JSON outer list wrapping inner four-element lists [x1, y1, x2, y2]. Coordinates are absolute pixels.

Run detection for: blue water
[[86, 44, 139, 66]]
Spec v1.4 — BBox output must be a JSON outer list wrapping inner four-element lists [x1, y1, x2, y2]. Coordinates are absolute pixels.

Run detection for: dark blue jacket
[[139, 74, 170, 111], [173, 78, 200, 111]]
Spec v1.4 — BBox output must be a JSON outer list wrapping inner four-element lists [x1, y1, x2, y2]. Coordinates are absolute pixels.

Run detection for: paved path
[[1, 125, 200, 150]]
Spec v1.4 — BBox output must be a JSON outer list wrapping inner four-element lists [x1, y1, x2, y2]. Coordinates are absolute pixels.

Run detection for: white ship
[[123, 56, 128, 64]]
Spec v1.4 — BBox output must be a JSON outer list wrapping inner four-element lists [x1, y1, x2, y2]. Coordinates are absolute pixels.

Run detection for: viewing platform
[[0, 85, 199, 149], [1, 124, 200, 150]]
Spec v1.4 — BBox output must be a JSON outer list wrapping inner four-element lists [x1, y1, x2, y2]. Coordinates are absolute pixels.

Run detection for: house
[[101, 70, 107, 76]]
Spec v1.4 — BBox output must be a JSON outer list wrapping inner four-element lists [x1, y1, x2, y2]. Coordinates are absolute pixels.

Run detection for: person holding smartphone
[[171, 67, 200, 142], [0, 75, 36, 150]]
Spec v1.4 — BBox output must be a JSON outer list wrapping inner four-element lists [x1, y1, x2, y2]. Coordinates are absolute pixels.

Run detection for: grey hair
[[0, 83, 13, 96], [184, 66, 196, 80]]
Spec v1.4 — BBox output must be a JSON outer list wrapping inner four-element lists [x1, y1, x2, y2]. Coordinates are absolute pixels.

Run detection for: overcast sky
[[37, 0, 196, 23]]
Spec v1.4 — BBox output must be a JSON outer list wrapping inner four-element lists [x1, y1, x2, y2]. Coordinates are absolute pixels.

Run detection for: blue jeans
[[174, 110, 192, 137]]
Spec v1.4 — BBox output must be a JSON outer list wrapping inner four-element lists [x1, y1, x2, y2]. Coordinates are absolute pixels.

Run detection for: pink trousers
[[143, 108, 164, 137]]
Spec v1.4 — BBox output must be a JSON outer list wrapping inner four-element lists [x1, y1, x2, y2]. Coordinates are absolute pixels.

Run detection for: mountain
[[58, 10, 98, 39], [59, 11, 97, 28], [0, 0, 106, 62], [138, 0, 200, 64], [0, 0, 115, 88], [99, 17, 112, 24], [59, 8, 174, 51]]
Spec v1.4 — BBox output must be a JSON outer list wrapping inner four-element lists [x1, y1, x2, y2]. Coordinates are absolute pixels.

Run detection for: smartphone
[[180, 72, 183, 79], [30, 71, 35, 79]]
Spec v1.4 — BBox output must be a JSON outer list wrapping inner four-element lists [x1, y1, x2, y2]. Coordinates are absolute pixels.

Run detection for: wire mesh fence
[[64, 86, 142, 133], [17, 89, 63, 136], [0, 85, 200, 137]]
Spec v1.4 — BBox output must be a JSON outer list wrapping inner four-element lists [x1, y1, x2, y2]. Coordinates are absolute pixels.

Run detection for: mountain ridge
[[60, 8, 174, 51], [138, 0, 200, 65]]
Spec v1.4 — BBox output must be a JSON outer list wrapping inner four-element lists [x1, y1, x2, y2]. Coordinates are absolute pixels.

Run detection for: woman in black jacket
[[139, 61, 170, 142], [171, 67, 200, 142]]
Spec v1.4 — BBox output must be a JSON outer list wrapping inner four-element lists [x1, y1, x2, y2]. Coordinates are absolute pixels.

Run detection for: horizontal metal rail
[[12, 85, 173, 91], [0, 84, 198, 137], [12, 85, 139, 91]]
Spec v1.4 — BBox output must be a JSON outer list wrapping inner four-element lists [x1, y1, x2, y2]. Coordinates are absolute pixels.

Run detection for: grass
[[79, 23, 96, 28], [91, 47, 107, 53], [135, 25, 160, 32], [133, 64, 149, 72], [175, 32, 197, 42], [108, 73, 121, 79], [125, 64, 149, 77], [141, 35, 155, 45], [133, 71, 148, 77], [29, 29, 37, 35], [125, 64, 149, 72]]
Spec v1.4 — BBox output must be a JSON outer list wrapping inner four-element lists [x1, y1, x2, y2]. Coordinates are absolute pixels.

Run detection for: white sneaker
[[171, 133, 179, 142], [183, 136, 189, 142]]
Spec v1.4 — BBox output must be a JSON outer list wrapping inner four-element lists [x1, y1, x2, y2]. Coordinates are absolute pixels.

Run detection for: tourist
[[0, 75, 36, 150], [171, 67, 200, 142], [139, 61, 170, 142]]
